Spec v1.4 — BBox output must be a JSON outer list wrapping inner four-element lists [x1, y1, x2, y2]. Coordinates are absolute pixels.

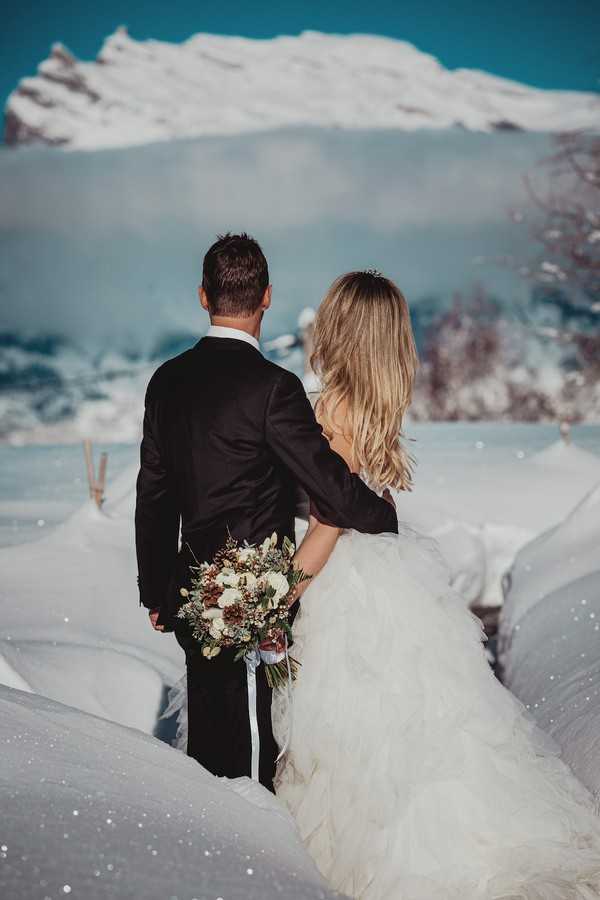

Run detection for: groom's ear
[[261, 285, 272, 311], [199, 286, 210, 312]]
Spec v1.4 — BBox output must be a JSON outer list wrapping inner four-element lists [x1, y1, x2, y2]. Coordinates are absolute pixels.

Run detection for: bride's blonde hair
[[311, 270, 418, 491]]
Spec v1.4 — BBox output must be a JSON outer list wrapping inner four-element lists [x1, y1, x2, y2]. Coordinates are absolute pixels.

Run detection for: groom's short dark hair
[[202, 233, 269, 317]]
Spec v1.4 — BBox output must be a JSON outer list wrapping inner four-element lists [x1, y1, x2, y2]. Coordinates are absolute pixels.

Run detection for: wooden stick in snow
[[83, 440, 108, 508], [97, 451, 108, 499]]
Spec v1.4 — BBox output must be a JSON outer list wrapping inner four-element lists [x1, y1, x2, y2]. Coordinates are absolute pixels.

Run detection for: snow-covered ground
[[6, 29, 599, 150], [0, 442, 136, 546], [0, 686, 338, 900], [1, 423, 599, 895], [394, 426, 600, 607]]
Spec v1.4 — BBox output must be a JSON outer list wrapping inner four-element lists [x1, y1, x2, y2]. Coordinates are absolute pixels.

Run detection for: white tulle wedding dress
[[273, 521, 600, 900]]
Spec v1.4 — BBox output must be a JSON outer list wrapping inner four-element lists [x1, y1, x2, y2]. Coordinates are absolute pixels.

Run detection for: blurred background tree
[[413, 130, 600, 423], [523, 131, 600, 308]]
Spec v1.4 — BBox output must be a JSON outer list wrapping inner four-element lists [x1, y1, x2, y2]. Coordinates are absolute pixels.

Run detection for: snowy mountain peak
[[46, 42, 77, 68], [4, 28, 600, 150]]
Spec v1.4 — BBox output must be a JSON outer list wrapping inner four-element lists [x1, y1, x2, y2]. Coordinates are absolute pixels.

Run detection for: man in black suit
[[135, 233, 397, 791]]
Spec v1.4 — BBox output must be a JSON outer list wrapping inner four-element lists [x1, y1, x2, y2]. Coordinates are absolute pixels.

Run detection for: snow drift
[[500, 479, 600, 800], [0, 460, 183, 733], [5, 28, 599, 151], [0, 685, 338, 900], [396, 435, 600, 607]]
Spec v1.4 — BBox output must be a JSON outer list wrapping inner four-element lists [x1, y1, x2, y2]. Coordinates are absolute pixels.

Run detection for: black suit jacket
[[135, 336, 398, 628]]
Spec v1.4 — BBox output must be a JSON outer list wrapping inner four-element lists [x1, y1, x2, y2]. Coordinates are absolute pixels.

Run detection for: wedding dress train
[[273, 525, 600, 900]]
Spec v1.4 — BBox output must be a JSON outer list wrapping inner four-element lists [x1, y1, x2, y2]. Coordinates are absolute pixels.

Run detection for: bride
[[274, 270, 600, 899]]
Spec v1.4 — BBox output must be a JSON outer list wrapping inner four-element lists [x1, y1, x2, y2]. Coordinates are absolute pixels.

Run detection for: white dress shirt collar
[[206, 324, 260, 352]]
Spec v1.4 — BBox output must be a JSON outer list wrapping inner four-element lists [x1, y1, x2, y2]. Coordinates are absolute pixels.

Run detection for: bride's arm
[[292, 427, 355, 600]]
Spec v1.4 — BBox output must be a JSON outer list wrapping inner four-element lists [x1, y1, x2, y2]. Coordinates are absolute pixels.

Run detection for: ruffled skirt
[[274, 528, 600, 899]]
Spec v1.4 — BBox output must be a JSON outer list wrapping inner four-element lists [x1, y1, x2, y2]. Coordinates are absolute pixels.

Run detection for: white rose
[[201, 607, 222, 620], [218, 587, 242, 608], [215, 571, 240, 587], [266, 571, 289, 605], [209, 618, 225, 639], [237, 547, 254, 563]]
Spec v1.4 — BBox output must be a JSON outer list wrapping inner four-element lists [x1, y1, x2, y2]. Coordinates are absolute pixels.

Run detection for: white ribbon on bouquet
[[244, 648, 262, 781], [244, 636, 294, 781]]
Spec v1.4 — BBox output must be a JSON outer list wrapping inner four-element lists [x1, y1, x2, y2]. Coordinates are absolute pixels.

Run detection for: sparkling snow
[[0, 685, 336, 900]]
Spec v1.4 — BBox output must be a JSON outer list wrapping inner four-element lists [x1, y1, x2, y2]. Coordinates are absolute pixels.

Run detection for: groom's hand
[[149, 608, 165, 632]]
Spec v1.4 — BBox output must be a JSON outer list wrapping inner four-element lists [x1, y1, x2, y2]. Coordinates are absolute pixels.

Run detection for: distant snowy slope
[[0, 686, 338, 900], [5, 28, 599, 150]]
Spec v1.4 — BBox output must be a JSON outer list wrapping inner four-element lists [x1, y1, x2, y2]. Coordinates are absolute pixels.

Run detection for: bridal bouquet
[[177, 533, 308, 689]]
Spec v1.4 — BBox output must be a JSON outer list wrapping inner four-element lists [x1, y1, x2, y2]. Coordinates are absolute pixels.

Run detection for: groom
[[135, 233, 397, 792]]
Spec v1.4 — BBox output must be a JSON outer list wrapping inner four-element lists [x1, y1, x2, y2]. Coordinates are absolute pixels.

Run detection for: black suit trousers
[[175, 623, 279, 792]]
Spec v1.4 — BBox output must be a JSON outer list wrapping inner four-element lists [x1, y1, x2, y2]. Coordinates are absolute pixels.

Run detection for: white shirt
[[206, 324, 260, 352]]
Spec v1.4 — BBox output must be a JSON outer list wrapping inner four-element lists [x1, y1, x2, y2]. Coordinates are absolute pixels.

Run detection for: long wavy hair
[[311, 270, 418, 491]]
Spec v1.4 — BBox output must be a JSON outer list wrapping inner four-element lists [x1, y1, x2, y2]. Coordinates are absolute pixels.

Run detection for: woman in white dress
[[275, 271, 600, 900]]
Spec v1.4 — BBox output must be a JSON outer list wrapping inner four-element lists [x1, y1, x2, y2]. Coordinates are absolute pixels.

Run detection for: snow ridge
[[5, 27, 599, 151]]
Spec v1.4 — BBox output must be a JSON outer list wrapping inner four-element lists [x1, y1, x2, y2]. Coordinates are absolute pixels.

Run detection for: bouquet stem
[[265, 655, 301, 690]]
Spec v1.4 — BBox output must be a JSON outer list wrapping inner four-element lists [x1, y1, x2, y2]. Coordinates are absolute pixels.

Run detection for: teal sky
[[1, 0, 599, 115]]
